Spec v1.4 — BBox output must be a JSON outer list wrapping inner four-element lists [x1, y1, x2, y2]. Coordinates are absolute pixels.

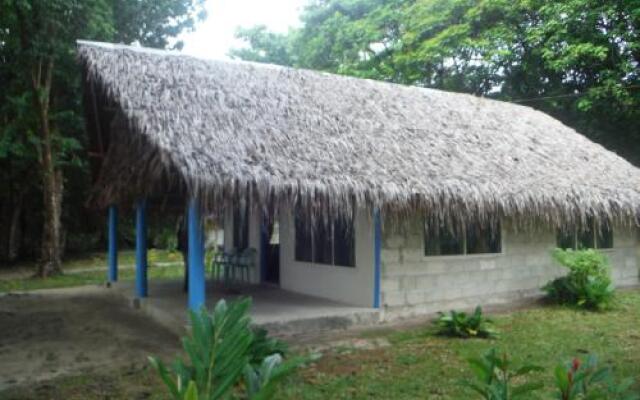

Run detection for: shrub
[[244, 353, 309, 400], [149, 298, 308, 400], [435, 306, 497, 338], [249, 327, 288, 366], [461, 348, 543, 399], [554, 355, 638, 400], [543, 248, 614, 310], [463, 350, 638, 400]]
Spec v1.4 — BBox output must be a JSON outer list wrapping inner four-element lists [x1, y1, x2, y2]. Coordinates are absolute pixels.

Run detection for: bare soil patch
[[0, 287, 180, 394]]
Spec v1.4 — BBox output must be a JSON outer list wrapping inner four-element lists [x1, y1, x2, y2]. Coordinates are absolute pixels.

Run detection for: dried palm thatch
[[77, 40, 640, 228]]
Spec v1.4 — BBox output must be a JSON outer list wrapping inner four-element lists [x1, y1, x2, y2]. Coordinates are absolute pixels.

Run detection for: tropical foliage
[[461, 348, 543, 399], [149, 298, 308, 400], [543, 248, 615, 310], [462, 349, 638, 400], [0, 0, 206, 271], [248, 327, 288, 366], [434, 306, 497, 338], [554, 355, 638, 400]]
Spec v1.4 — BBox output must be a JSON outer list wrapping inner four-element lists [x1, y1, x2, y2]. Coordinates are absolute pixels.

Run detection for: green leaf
[[183, 381, 198, 400]]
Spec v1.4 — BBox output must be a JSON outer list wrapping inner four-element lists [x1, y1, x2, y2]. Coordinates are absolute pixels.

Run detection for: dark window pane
[[233, 207, 249, 250], [596, 224, 613, 249], [557, 229, 575, 250], [467, 222, 501, 254], [577, 219, 595, 249], [425, 222, 464, 256], [313, 219, 333, 264], [333, 216, 355, 267], [294, 214, 312, 262]]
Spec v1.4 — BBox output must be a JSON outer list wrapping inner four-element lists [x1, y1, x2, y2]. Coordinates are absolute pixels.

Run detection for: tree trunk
[[38, 165, 63, 277], [7, 191, 25, 263], [33, 58, 63, 277]]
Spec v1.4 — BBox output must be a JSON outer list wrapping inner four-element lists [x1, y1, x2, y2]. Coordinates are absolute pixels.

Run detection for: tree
[[231, 0, 640, 164], [0, 0, 206, 275], [229, 25, 295, 66]]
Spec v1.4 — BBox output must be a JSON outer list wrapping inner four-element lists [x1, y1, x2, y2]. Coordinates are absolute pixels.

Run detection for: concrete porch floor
[[111, 280, 380, 337]]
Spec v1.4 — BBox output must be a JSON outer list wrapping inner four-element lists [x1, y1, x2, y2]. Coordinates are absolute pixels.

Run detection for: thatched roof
[[77, 40, 640, 227]]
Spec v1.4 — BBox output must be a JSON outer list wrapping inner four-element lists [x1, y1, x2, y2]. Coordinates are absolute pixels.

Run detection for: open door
[[261, 219, 280, 284]]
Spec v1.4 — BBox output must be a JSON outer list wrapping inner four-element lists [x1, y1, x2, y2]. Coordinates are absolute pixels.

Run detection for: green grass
[[4, 284, 640, 399], [0, 249, 184, 293], [275, 292, 640, 399]]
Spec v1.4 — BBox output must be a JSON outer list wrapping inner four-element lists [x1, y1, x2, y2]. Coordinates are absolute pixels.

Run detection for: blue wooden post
[[107, 205, 118, 283], [188, 199, 205, 310], [373, 209, 382, 309], [135, 199, 148, 298]]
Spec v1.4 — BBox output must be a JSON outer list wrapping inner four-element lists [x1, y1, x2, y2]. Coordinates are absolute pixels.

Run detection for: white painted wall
[[278, 209, 375, 307], [381, 217, 639, 318]]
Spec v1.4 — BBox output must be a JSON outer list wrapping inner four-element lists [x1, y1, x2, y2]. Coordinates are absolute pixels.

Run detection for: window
[[425, 220, 501, 256], [294, 213, 355, 267], [557, 219, 613, 250], [333, 216, 356, 267], [424, 225, 464, 256], [466, 223, 502, 254], [233, 206, 249, 250], [294, 216, 312, 262]]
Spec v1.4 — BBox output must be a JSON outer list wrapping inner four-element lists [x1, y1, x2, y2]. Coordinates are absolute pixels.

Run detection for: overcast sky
[[179, 0, 306, 60]]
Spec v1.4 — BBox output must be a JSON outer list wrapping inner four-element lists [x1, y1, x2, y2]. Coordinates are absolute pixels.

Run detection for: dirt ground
[[0, 287, 181, 394]]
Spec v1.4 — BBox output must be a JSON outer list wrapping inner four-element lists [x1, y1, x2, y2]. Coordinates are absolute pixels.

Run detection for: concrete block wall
[[381, 218, 639, 319]]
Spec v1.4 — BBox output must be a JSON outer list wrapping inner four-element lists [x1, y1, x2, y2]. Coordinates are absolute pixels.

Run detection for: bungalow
[[78, 40, 640, 321]]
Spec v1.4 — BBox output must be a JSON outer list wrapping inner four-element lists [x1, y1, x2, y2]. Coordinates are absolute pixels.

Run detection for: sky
[[180, 0, 306, 60]]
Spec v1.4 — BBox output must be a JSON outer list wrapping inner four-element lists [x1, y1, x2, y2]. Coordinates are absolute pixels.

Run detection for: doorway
[[262, 219, 280, 284]]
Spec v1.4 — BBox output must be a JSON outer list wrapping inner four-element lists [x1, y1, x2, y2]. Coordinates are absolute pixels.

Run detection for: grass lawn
[[4, 290, 640, 399], [0, 249, 184, 293]]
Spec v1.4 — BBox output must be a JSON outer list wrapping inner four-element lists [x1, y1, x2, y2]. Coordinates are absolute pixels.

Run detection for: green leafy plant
[[244, 354, 310, 400], [249, 327, 288, 366], [149, 298, 305, 400], [554, 355, 638, 400], [543, 249, 615, 310], [435, 306, 497, 338], [462, 348, 543, 400], [149, 299, 253, 399]]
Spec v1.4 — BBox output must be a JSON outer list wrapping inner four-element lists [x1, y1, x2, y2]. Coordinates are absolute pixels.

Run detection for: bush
[[461, 348, 543, 399], [434, 306, 497, 338], [149, 298, 309, 400], [554, 355, 638, 400], [152, 226, 179, 252], [463, 350, 638, 400], [249, 327, 288, 366], [543, 248, 614, 310]]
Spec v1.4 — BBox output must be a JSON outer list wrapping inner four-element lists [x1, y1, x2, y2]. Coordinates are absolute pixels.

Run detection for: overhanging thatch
[[77, 40, 640, 227]]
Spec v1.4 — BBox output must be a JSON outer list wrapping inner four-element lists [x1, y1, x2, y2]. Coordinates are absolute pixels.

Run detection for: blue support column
[[188, 199, 206, 310], [373, 209, 382, 309], [135, 199, 148, 298], [107, 205, 118, 283]]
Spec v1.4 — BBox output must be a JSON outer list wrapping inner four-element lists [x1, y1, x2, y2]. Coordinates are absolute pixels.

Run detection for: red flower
[[572, 358, 581, 372]]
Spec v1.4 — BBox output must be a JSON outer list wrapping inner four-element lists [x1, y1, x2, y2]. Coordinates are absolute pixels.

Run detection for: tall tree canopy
[[0, 0, 205, 274], [232, 0, 640, 163]]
